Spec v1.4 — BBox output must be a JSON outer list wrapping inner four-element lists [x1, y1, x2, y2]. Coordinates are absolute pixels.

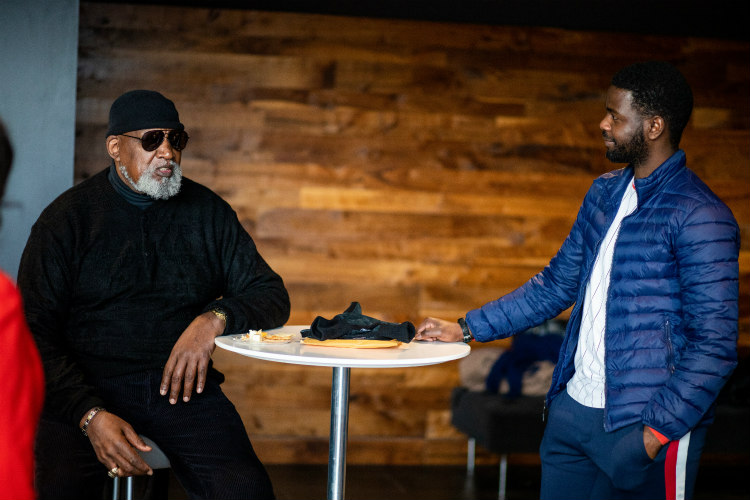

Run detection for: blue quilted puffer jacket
[[466, 150, 740, 439]]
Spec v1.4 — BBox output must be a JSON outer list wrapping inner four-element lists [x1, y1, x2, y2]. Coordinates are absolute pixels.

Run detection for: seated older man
[[19, 90, 290, 499]]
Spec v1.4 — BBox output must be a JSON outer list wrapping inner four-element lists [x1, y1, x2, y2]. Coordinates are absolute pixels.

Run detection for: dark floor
[[154, 462, 749, 500]]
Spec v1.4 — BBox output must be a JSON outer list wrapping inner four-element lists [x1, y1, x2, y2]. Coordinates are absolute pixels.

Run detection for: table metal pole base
[[328, 366, 350, 500]]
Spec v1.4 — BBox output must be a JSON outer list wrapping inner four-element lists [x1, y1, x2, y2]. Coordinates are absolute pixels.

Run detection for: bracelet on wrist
[[211, 308, 227, 323], [457, 318, 473, 343], [211, 308, 228, 334], [81, 406, 106, 437]]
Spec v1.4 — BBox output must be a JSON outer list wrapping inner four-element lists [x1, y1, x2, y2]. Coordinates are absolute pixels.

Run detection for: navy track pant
[[540, 389, 707, 500]]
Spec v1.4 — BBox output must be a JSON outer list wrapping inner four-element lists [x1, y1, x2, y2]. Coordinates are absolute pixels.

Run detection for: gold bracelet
[[81, 406, 106, 437], [211, 308, 227, 323]]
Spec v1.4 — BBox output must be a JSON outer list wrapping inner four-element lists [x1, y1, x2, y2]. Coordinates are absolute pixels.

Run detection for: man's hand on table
[[83, 411, 153, 477], [415, 317, 463, 342], [161, 311, 224, 404]]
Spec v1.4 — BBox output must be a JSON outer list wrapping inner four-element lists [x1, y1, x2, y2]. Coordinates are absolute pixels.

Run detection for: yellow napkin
[[301, 338, 401, 349]]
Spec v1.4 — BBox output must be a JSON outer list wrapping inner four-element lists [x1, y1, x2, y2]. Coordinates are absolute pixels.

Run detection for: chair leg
[[126, 476, 134, 500], [498, 454, 507, 500], [111, 475, 136, 500], [112, 476, 120, 500], [467, 437, 476, 475]]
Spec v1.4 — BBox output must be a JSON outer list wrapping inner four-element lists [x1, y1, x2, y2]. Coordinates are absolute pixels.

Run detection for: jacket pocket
[[664, 319, 675, 374]]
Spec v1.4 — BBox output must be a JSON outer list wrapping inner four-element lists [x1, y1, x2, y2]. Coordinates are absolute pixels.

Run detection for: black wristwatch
[[457, 317, 473, 343]]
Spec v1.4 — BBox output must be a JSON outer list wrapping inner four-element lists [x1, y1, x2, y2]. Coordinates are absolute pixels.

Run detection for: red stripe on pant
[[665, 439, 679, 500]]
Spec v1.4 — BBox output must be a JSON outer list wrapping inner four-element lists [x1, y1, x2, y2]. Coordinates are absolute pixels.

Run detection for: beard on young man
[[604, 127, 649, 166]]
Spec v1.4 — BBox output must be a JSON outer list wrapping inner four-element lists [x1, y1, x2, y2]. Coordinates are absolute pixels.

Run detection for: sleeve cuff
[[203, 301, 232, 333], [647, 426, 670, 445]]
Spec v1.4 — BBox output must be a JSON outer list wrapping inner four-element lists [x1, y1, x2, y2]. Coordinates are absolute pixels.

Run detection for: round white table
[[215, 325, 470, 500]]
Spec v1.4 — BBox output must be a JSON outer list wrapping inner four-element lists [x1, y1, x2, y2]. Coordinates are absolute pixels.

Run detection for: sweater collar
[[107, 163, 154, 210]]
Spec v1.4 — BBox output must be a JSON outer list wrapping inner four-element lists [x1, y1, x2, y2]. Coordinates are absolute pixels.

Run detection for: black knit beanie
[[106, 90, 184, 136]]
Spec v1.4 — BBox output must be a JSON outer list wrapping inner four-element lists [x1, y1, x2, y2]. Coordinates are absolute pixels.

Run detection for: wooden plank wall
[[76, 3, 750, 465]]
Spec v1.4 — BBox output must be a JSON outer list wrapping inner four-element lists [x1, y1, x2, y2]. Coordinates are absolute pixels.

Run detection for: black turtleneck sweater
[[18, 167, 290, 426], [107, 162, 154, 209]]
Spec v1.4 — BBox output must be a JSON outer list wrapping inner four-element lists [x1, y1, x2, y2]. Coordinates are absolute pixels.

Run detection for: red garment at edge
[[0, 271, 44, 500]]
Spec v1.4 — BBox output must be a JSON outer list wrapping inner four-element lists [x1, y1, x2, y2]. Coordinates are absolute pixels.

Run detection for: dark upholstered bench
[[703, 403, 750, 454], [704, 357, 750, 455], [450, 387, 546, 499], [450, 385, 749, 500]]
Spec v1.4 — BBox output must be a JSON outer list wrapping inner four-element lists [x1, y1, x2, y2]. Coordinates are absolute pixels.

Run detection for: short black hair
[[0, 120, 12, 200], [611, 61, 693, 149]]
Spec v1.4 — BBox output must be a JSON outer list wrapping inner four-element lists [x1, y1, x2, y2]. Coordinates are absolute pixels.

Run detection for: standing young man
[[416, 61, 740, 500], [19, 90, 290, 499]]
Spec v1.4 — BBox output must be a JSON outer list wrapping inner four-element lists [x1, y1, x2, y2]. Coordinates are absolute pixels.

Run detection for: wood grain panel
[[78, 2, 750, 464]]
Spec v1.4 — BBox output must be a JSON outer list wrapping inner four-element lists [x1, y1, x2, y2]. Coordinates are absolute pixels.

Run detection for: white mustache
[[151, 159, 180, 170]]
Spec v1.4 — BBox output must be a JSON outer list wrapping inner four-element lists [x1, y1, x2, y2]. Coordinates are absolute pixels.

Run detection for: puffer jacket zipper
[[603, 178, 639, 431]]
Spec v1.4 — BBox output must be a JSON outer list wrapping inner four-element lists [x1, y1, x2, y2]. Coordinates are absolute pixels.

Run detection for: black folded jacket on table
[[301, 302, 416, 343]]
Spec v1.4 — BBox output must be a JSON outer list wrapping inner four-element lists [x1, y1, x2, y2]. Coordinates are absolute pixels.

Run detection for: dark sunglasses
[[120, 130, 189, 152]]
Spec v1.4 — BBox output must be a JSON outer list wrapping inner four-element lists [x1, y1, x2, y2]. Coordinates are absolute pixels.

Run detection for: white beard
[[120, 160, 182, 200]]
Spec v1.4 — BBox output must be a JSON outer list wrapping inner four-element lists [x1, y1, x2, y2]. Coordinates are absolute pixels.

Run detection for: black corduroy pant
[[35, 369, 274, 500]]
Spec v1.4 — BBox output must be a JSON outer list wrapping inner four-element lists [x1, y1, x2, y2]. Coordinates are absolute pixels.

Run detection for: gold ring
[[108, 466, 119, 478]]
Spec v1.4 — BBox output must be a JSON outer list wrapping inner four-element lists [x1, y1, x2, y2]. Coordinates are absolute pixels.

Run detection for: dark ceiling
[[85, 0, 748, 41]]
